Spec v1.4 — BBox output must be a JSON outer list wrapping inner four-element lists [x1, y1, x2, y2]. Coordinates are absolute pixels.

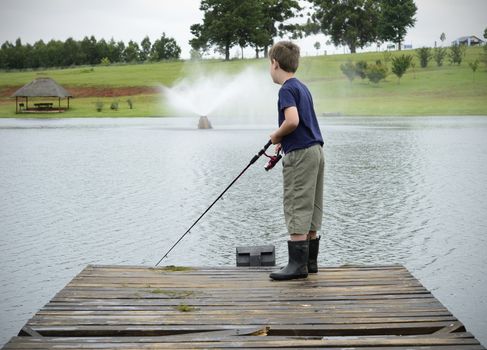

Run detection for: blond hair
[[269, 41, 300, 73]]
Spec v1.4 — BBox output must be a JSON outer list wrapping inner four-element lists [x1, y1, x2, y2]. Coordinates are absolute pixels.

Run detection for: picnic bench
[[33, 102, 53, 110]]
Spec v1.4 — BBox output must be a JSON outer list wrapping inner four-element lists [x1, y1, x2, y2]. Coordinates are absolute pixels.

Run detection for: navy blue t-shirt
[[278, 77, 323, 154]]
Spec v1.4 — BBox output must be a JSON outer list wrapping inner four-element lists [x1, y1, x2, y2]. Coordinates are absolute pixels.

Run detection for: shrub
[[468, 59, 479, 81], [482, 45, 487, 69], [355, 60, 368, 79], [449, 43, 466, 65], [126, 98, 133, 109], [110, 101, 119, 110], [100, 57, 111, 66], [433, 47, 447, 67], [340, 60, 356, 82], [382, 51, 393, 66], [416, 47, 432, 68], [391, 54, 413, 83], [95, 101, 103, 112], [366, 62, 388, 84]]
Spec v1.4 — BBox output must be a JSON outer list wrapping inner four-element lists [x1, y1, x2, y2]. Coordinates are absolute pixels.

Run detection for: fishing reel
[[264, 149, 282, 171]]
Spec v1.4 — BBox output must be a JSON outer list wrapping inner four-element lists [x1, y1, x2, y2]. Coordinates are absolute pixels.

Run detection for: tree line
[[1, 0, 418, 69], [0, 33, 180, 70], [190, 0, 417, 59]]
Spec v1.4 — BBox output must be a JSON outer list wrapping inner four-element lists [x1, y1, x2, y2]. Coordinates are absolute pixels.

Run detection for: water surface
[[0, 116, 486, 346]]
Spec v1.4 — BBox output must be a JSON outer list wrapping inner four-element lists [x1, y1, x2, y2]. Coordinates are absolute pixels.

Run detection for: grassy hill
[[0, 46, 486, 117]]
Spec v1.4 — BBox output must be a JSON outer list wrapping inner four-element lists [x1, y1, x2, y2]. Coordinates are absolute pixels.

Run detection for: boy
[[268, 41, 324, 281]]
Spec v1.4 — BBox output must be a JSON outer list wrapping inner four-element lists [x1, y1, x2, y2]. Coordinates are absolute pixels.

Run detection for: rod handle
[[249, 140, 273, 166]]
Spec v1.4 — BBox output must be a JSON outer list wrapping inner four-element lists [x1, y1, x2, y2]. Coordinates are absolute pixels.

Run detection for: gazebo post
[[26, 97, 29, 110], [59, 97, 61, 112], [16, 96, 18, 114], [67, 97, 70, 110]]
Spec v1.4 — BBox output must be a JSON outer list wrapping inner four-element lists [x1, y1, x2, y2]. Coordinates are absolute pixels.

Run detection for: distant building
[[452, 36, 484, 46]]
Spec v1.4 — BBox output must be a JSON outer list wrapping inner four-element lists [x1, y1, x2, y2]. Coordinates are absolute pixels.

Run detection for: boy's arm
[[270, 106, 299, 144]]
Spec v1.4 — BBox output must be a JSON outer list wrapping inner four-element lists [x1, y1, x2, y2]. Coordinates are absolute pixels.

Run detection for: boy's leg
[[270, 145, 321, 281], [307, 231, 317, 240], [310, 146, 324, 233], [283, 145, 322, 235], [308, 146, 324, 273]]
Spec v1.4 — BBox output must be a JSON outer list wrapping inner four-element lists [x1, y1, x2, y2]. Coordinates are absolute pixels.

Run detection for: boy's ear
[[271, 58, 279, 70]]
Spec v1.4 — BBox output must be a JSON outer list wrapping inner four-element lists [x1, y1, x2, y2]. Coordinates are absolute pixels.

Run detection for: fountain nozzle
[[198, 116, 212, 129]]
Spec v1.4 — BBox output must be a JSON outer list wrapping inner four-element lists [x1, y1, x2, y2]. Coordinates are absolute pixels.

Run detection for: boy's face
[[269, 58, 280, 84]]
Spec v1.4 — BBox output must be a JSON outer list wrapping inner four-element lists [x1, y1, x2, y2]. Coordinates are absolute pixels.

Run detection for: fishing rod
[[155, 140, 282, 266]]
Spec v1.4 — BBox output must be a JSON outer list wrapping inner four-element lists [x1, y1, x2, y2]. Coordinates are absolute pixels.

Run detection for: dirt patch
[[68, 86, 162, 97], [1, 85, 162, 98]]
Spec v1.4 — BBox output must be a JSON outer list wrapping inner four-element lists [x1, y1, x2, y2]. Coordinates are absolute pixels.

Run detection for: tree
[[63, 37, 83, 66], [448, 43, 466, 65], [80, 36, 99, 65], [433, 47, 447, 67], [440, 32, 446, 45], [391, 54, 412, 83], [311, 0, 380, 53], [258, 0, 302, 57], [140, 36, 151, 61], [116, 41, 126, 62], [416, 47, 432, 68], [32, 40, 48, 68], [190, 0, 301, 60], [150, 33, 181, 61], [314, 41, 321, 55], [96, 39, 110, 64], [484, 27, 487, 40], [0, 41, 15, 69], [340, 60, 356, 82], [12, 38, 26, 69], [234, 0, 264, 59], [45, 39, 64, 67], [190, 0, 241, 60], [124, 40, 140, 62], [378, 0, 417, 51]]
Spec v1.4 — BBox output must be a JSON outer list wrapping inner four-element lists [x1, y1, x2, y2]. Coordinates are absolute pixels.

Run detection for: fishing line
[[155, 140, 280, 266]]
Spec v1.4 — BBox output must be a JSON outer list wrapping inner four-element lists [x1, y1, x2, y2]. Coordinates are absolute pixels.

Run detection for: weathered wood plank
[[2, 265, 484, 350]]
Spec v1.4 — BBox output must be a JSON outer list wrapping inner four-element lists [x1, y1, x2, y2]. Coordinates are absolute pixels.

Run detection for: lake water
[[0, 116, 486, 346]]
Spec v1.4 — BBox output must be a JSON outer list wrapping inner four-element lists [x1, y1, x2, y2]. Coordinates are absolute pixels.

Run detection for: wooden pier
[[3, 264, 485, 349]]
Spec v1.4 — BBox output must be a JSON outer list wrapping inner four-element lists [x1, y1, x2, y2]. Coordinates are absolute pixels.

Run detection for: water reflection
[[0, 116, 486, 346]]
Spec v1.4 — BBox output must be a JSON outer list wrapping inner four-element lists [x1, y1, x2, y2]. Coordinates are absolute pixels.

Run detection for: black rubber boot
[[269, 240, 309, 281], [308, 236, 320, 273]]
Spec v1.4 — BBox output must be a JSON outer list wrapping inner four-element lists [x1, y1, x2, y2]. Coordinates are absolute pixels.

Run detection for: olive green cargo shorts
[[282, 144, 324, 235]]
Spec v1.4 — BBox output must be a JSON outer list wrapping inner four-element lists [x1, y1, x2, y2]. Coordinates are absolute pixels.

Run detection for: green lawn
[[0, 47, 486, 117]]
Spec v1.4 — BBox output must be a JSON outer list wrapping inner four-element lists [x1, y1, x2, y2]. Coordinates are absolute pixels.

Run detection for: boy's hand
[[275, 143, 282, 154], [270, 131, 282, 145]]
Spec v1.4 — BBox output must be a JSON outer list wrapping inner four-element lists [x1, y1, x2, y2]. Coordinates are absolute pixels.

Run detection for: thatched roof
[[12, 77, 72, 98]]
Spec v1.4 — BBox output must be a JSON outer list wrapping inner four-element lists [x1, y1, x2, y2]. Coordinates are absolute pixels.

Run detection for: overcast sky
[[0, 0, 485, 58]]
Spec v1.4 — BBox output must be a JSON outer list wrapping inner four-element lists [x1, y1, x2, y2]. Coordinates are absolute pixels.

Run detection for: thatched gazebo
[[12, 77, 73, 113]]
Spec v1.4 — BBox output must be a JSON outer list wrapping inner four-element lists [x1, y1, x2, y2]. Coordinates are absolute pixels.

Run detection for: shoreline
[[1, 114, 487, 120]]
